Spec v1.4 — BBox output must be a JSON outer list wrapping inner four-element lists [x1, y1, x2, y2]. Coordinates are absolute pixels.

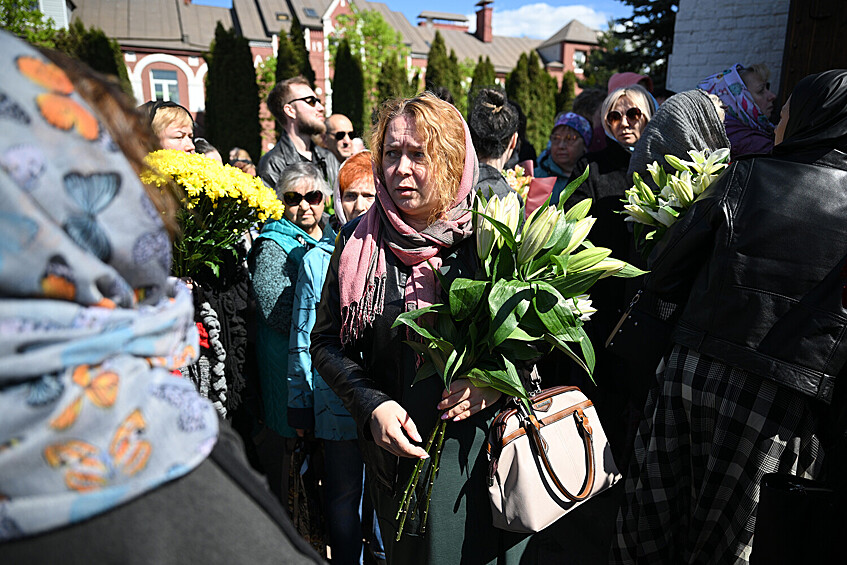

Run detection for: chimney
[[475, 0, 493, 43]]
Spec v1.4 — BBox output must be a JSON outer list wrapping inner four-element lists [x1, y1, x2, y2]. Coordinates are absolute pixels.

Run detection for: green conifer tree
[[557, 71, 577, 113], [526, 51, 556, 152], [288, 15, 315, 87], [54, 20, 131, 95], [468, 55, 496, 108], [205, 23, 261, 160], [331, 38, 365, 137], [425, 31, 450, 94], [376, 54, 408, 106]]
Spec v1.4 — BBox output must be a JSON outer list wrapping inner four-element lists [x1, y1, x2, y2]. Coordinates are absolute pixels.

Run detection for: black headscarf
[[775, 70, 847, 155], [628, 89, 730, 189]]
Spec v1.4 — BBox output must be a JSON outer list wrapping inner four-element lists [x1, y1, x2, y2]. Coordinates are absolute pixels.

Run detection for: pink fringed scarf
[[338, 110, 479, 344]]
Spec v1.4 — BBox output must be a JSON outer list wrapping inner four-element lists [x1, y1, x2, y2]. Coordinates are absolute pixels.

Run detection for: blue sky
[[193, 1, 631, 40]]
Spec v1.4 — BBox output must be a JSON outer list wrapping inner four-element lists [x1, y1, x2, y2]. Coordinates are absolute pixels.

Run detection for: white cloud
[[466, 3, 609, 40]]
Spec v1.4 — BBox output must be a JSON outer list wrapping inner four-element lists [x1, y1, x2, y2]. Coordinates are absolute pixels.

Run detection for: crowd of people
[[2, 24, 846, 565]]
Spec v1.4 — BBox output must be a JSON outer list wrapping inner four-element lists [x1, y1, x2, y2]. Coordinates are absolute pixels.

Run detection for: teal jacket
[[286, 225, 355, 440], [248, 218, 320, 437]]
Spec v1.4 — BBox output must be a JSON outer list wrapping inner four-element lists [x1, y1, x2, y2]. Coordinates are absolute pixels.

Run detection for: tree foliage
[[332, 38, 365, 136], [506, 52, 556, 154], [469, 55, 496, 102], [205, 23, 261, 161], [585, 0, 678, 90], [557, 71, 577, 113], [329, 6, 410, 129], [54, 20, 131, 94], [0, 0, 57, 47], [377, 53, 413, 107], [289, 15, 315, 86]]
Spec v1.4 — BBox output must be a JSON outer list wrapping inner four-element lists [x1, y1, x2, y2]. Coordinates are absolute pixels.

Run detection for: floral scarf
[[0, 31, 218, 540], [338, 110, 478, 344], [698, 63, 774, 134]]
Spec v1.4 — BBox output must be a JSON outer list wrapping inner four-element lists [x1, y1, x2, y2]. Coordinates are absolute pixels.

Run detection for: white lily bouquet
[[623, 148, 730, 258], [390, 169, 645, 539]]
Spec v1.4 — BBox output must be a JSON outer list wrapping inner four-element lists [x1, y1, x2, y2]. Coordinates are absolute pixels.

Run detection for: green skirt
[[369, 410, 531, 565]]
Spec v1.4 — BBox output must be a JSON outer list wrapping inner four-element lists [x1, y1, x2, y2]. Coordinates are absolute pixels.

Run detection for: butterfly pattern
[[44, 409, 152, 492], [0, 32, 218, 541], [63, 172, 120, 262], [0, 144, 44, 191], [27, 375, 65, 407], [0, 92, 30, 125], [149, 382, 210, 433], [49, 365, 119, 431], [16, 56, 99, 141]]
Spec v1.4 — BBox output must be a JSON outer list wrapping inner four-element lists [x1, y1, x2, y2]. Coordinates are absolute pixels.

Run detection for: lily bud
[[668, 173, 694, 207], [476, 198, 496, 261], [564, 198, 592, 222], [561, 216, 595, 255], [632, 173, 656, 205], [517, 206, 559, 265], [665, 154, 691, 173], [585, 258, 627, 278], [568, 247, 612, 272], [500, 191, 521, 237], [646, 161, 666, 188]]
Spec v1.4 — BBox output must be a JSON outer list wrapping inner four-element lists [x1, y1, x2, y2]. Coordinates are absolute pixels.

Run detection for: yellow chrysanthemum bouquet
[[143, 149, 284, 278]]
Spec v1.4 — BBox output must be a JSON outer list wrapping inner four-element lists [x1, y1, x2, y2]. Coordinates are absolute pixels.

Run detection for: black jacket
[[310, 218, 479, 491], [258, 130, 339, 190], [646, 149, 847, 403], [474, 162, 514, 200]]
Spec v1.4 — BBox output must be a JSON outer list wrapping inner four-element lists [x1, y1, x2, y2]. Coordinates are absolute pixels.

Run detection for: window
[[151, 69, 179, 104], [303, 8, 318, 18], [276, 12, 289, 21], [573, 50, 587, 73]]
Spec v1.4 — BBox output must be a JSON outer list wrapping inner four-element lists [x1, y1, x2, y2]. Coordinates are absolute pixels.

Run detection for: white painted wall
[[667, 0, 790, 93], [39, 0, 72, 29]]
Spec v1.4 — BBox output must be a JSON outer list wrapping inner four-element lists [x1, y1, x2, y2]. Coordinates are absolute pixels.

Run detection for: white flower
[[569, 294, 596, 321], [517, 205, 560, 265]]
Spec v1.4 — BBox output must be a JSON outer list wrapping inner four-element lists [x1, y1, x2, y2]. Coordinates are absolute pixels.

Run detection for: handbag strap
[[526, 408, 596, 502]]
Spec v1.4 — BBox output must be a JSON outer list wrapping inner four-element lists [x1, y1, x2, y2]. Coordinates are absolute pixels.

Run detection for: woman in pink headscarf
[[311, 92, 532, 564]]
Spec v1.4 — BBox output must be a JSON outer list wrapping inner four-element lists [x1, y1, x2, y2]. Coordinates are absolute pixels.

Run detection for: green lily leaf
[[612, 262, 649, 278], [544, 333, 593, 380], [403, 340, 430, 356], [449, 278, 488, 321], [532, 280, 577, 337], [498, 338, 541, 361], [412, 359, 438, 385], [578, 326, 596, 375], [491, 243, 517, 284], [557, 164, 590, 210], [551, 254, 569, 276], [391, 305, 444, 327], [506, 326, 540, 342], [488, 280, 533, 348], [549, 270, 603, 298]]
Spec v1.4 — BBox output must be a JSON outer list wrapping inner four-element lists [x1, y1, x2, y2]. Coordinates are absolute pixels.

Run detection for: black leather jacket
[[257, 130, 339, 190], [646, 149, 847, 403], [310, 217, 479, 490]]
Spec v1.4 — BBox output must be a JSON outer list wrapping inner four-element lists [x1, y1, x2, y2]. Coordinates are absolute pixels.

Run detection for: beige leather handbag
[[486, 386, 621, 533]]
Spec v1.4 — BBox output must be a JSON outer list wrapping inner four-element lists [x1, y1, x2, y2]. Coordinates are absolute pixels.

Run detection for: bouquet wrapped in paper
[[142, 149, 284, 278], [502, 164, 532, 201], [623, 148, 730, 259], [390, 168, 645, 538]]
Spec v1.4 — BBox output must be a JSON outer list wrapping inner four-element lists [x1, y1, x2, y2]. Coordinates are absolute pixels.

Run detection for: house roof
[[417, 11, 468, 23], [288, 0, 333, 29], [538, 19, 600, 49], [414, 26, 540, 75], [72, 0, 242, 51], [234, 0, 289, 37]]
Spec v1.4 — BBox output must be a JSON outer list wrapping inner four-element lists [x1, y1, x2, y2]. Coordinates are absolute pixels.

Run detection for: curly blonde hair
[[370, 92, 466, 224]]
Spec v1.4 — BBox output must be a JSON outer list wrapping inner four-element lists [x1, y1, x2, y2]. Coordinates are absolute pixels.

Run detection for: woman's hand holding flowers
[[437, 379, 502, 422]]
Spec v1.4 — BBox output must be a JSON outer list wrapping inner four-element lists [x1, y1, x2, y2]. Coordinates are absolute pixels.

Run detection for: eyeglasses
[[606, 107, 643, 126], [230, 159, 253, 165], [550, 133, 581, 145], [283, 190, 324, 206], [332, 130, 355, 141], [287, 95, 320, 107]]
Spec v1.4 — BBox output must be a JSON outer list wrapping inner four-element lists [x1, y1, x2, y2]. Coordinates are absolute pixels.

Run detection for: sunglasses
[[332, 130, 355, 141], [287, 95, 320, 107], [606, 107, 643, 126], [283, 190, 324, 206]]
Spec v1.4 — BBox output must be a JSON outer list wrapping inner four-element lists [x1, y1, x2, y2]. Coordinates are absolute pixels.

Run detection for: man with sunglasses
[[259, 76, 340, 192], [323, 113, 355, 163]]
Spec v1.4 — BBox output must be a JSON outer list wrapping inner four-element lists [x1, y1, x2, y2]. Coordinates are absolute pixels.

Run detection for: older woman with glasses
[[247, 161, 333, 505], [536, 112, 593, 204]]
